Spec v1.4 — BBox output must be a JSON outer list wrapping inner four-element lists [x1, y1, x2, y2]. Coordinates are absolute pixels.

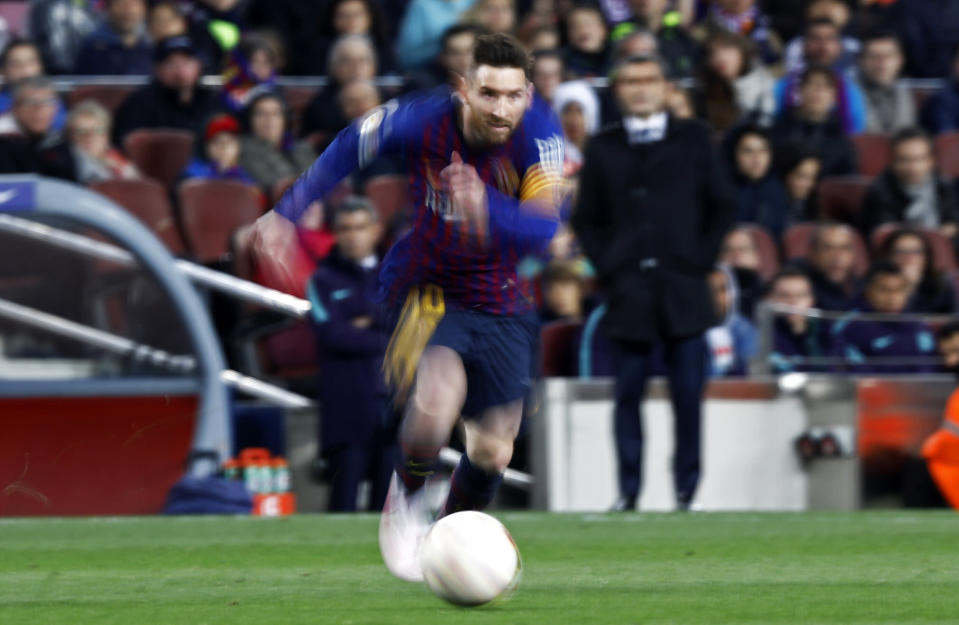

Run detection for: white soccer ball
[[419, 511, 521, 607]]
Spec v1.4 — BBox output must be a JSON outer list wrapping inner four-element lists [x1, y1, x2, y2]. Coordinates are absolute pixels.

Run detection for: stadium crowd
[[2, 0, 959, 384]]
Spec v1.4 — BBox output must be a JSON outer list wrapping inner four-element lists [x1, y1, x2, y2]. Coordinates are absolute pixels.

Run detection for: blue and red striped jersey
[[274, 88, 566, 315]]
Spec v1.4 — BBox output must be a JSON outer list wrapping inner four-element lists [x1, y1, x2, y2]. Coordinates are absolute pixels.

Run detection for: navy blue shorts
[[427, 310, 538, 418]]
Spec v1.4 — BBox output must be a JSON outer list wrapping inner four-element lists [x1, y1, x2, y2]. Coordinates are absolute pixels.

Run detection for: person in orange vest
[[922, 321, 959, 508]]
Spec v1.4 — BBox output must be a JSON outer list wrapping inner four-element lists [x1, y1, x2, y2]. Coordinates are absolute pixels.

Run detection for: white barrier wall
[[533, 379, 811, 512]]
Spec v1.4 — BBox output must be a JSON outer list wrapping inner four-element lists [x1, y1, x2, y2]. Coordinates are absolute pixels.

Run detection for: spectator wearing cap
[[67, 99, 140, 184], [238, 91, 316, 191], [552, 80, 600, 177], [861, 128, 959, 239], [0, 76, 77, 181], [181, 113, 255, 184], [855, 31, 916, 134], [0, 40, 68, 130], [773, 18, 866, 135], [920, 48, 959, 136], [608, 0, 698, 80], [770, 65, 857, 178], [74, 0, 152, 75], [112, 35, 223, 148], [831, 261, 937, 374]]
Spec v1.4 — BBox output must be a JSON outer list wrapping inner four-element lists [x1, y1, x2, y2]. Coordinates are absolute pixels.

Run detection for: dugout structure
[[0, 175, 230, 516]]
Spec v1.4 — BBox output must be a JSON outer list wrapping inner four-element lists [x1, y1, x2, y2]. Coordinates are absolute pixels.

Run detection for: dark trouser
[[326, 427, 399, 512], [613, 333, 706, 505]]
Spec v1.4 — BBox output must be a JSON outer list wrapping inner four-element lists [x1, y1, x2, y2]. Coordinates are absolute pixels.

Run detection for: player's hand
[[440, 151, 488, 237], [248, 210, 300, 294], [351, 315, 372, 328]]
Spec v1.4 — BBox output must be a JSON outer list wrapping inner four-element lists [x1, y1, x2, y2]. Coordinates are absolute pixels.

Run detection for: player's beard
[[469, 108, 515, 147]]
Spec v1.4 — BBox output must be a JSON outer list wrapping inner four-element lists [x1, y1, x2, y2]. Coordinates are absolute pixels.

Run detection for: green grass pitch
[[1, 511, 958, 625]]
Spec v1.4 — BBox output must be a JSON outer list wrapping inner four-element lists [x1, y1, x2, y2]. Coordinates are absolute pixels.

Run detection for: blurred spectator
[[697, 30, 775, 132], [181, 0, 248, 55], [608, 0, 698, 79], [524, 25, 561, 52], [856, 31, 916, 134], [336, 79, 406, 190], [937, 321, 959, 374], [67, 99, 140, 184], [147, 2, 221, 74], [221, 34, 279, 113], [237, 91, 315, 191], [395, 0, 476, 71], [770, 65, 857, 178], [777, 143, 822, 225], [0, 40, 67, 130], [406, 24, 485, 91], [307, 196, 396, 513], [552, 80, 600, 176], [705, 265, 757, 376], [531, 49, 565, 104], [75, 0, 152, 75], [467, 0, 517, 35], [0, 76, 77, 181], [246, 0, 326, 76], [782, 0, 859, 77], [727, 124, 791, 237], [301, 35, 378, 139], [692, 0, 781, 66], [773, 19, 867, 134], [833, 261, 936, 373], [562, 4, 611, 78], [802, 221, 861, 311], [719, 226, 761, 272], [665, 84, 696, 119], [878, 228, 958, 314], [888, 0, 959, 79], [112, 36, 222, 148], [611, 28, 659, 63], [28, 0, 99, 75], [181, 113, 256, 183], [920, 48, 959, 136], [539, 259, 586, 323], [764, 266, 836, 373], [304, 0, 395, 76], [861, 127, 959, 238]]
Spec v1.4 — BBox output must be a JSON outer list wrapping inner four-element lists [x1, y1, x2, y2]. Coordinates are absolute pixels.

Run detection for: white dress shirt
[[623, 112, 668, 144]]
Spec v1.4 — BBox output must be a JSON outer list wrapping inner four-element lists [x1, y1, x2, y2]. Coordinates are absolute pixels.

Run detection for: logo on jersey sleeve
[[358, 99, 399, 167], [534, 134, 565, 181]]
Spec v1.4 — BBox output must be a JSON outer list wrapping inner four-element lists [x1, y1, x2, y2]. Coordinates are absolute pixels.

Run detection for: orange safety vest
[[921, 387, 959, 509]]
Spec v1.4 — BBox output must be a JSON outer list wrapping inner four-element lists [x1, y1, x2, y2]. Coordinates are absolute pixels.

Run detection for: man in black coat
[[306, 197, 397, 512], [111, 35, 222, 148], [0, 76, 77, 181], [571, 53, 735, 511], [861, 127, 959, 239]]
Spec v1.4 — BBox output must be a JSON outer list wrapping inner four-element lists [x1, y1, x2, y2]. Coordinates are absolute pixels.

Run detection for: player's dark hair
[[864, 260, 903, 285], [470, 33, 531, 81], [891, 126, 932, 152]]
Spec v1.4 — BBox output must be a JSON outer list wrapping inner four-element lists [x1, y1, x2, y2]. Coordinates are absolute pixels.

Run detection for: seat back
[[540, 320, 583, 377], [363, 174, 411, 225], [91, 178, 185, 254], [817, 176, 871, 225], [178, 178, 263, 262], [123, 128, 196, 190], [851, 133, 892, 178]]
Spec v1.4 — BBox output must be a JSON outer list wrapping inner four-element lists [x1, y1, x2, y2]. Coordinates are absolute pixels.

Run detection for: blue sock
[[441, 453, 503, 517], [396, 441, 438, 494]]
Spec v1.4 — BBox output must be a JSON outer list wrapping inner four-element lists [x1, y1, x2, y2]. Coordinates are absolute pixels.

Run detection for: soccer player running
[[251, 34, 565, 582]]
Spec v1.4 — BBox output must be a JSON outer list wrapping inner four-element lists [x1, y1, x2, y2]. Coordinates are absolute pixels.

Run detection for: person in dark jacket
[[571, 53, 735, 512], [920, 48, 959, 135], [770, 65, 857, 178], [726, 123, 792, 237], [800, 221, 862, 312], [878, 228, 958, 315], [861, 127, 959, 238], [0, 76, 77, 181], [306, 196, 396, 512], [889, 0, 959, 80], [74, 0, 152, 75], [111, 35, 222, 148], [764, 266, 838, 373], [300, 35, 379, 141], [832, 261, 937, 373]]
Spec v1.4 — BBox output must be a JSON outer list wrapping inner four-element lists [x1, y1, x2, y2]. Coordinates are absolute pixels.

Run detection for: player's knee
[[468, 435, 514, 474]]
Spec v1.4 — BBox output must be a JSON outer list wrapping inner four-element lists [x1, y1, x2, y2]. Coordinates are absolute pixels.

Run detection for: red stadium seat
[[91, 178, 186, 254], [782, 222, 871, 276], [816, 176, 871, 225], [178, 179, 264, 263], [123, 128, 196, 190], [67, 85, 137, 113], [851, 133, 892, 178], [363, 174, 411, 224], [736, 224, 780, 281], [540, 320, 582, 377], [870, 223, 958, 273], [935, 131, 959, 179], [256, 319, 318, 381], [271, 175, 296, 204]]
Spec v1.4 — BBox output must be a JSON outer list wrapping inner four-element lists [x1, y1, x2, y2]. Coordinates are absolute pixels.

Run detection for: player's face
[[463, 65, 531, 146], [614, 61, 666, 118]]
